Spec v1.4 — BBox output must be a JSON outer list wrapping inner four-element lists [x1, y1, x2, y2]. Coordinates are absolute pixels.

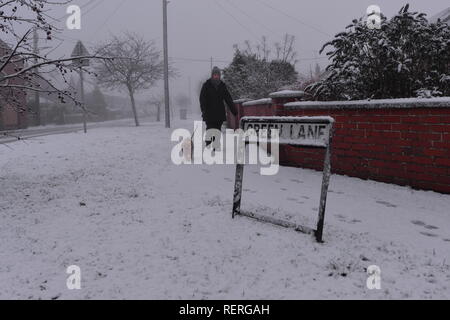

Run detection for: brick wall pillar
[[229, 99, 250, 129], [269, 90, 306, 116]]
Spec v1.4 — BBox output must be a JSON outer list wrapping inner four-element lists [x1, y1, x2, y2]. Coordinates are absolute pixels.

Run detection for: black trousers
[[205, 121, 223, 147]]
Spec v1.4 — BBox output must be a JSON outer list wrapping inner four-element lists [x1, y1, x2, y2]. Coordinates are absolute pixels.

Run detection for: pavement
[[0, 118, 142, 144]]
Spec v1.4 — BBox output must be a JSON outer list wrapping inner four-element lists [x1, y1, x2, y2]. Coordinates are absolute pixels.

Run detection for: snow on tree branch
[[307, 4, 450, 101]]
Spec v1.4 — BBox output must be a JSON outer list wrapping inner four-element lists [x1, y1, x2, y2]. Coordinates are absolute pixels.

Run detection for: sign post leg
[[232, 164, 245, 219], [316, 144, 332, 243]]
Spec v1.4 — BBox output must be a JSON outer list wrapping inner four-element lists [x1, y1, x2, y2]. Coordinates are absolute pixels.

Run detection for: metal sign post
[[232, 116, 335, 243]]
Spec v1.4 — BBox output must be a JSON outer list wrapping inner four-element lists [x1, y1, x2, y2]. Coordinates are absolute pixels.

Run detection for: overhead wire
[[251, 0, 331, 38]]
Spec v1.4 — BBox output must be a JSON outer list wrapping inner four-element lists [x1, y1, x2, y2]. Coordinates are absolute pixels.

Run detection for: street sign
[[232, 116, 335, 243], [242, 117, 333, 147], [71, 40, 90, 67]]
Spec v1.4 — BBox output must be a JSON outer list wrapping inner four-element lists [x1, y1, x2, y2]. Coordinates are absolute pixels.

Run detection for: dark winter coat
[[200, 79, 237, 123]]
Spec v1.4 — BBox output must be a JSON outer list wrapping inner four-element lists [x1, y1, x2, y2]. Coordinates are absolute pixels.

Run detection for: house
[[0, 39, 28, 130]]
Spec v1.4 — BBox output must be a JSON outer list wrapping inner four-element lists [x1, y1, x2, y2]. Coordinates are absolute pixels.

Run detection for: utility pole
[[71, 40, 90, 134], [163, 0, 171, 128], [79, 68, 87, 134], [210, 57, 213, 71], [33, 28, 41, 127]]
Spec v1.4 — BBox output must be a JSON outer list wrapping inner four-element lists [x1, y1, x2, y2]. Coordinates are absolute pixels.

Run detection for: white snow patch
[[285, 97, 450, 109], [243, 98, 272, 107], [1, 120, 449, 300], [234, 99, 251, 104], [269, 90, 305, 99]]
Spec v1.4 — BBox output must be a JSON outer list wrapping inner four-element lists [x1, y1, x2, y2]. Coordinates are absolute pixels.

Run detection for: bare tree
[[242, 37, 270, 61], [95, 32, 168, 127], [274, 34, 298, 64], [239, 34, 297, 64], [0, 0, 108, 113]]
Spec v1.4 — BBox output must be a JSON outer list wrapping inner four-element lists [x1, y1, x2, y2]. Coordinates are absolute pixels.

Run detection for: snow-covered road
[[1, 120, 449, 299], [0, 118, 138, 145]]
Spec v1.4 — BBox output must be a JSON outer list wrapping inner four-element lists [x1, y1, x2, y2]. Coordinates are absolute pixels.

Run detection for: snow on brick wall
[[241, 99, 274, 118], [232, 97, 450, 194]]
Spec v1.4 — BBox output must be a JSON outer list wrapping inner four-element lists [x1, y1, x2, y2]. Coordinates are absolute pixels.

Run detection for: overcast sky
[[46, 0, 448, 102]]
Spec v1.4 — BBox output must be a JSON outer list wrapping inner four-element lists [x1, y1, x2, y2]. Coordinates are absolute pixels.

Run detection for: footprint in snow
[[411, 220, 439, 230], [420, 232, 439, 238], [329, 190, 345, 195], [412, 220, 426, 227], [376, 200, 397, 208], [335, 214, 361, 224]]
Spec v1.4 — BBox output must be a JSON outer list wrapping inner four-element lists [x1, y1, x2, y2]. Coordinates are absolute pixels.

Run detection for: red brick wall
[[234, 96, 450, 194], [241, 103, 273, 117]]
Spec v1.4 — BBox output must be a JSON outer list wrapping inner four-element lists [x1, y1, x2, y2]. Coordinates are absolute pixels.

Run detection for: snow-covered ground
[[0, 119, 449, 300]]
